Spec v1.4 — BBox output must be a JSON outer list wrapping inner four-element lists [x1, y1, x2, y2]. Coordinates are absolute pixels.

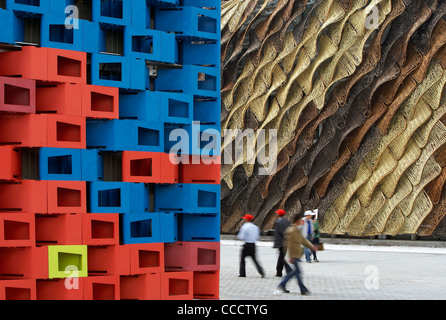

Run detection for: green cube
[[48, 245, 88, 279]]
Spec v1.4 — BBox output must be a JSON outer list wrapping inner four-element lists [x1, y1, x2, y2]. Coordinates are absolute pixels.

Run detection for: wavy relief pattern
[[220, 0, 446, 237]]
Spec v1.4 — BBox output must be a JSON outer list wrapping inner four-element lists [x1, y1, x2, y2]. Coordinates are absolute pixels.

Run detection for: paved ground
[[219, 240, 446, 300]]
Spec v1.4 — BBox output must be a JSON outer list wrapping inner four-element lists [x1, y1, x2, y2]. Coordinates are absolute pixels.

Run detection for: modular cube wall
[[0, 0, 220, 300]]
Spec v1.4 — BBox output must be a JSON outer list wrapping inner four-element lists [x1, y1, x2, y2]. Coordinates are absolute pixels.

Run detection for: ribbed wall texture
[[220, 0, 446, 237]]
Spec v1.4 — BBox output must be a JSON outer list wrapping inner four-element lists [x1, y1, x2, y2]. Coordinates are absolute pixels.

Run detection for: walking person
[[237, 214, 265, 278], [302, 211, 315, 263], [311, 212, 320, 262], [273, 209, 292, 277], [277, 215, 315, 295]]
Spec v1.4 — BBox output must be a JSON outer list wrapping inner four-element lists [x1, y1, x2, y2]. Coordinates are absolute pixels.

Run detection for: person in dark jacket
[[273, 209, 292, 277]]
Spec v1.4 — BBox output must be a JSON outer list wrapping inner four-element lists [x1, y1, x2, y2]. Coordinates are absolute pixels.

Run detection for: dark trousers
[[276, 247, 292, 276], [239, 243, 264, 277]]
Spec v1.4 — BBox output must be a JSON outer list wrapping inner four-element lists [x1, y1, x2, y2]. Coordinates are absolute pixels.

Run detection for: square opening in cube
[[132, 36, 153, 54], [5, 287, 31, 300], [102, 28, 124, 55], [168, 99, 189, 119], [169, 278, 189, 296], [35, 214, 60, 245], [15, 0, 40, 6], [56, 122, 81, 142], [99, 63, 122, 82], [101, 0, 123, 19], [4, 220, 30, 241], [57, 187, 81, 207], [197, 73, 216, 91], [197, 14, 216, 34], [91, 92, 115, 113], [138, 127, 159, 147], [92, 283, 115, 300], [130, 158, 152, 177], [131, 219, 152, 238], [138, 250, 159, 269], [58, 252, 82, 272], [4, 84, 30, 106], [49, 25, 74, 44], [57, 56, 82, 78], [197, 190, 216, 208], [98, 188, 121, 207], [197, 248, 216, 266], [48, 155, 73, 175], [22, 16, 41, 45], [91, 220, 115, 239], [66, 0, 92, 21]]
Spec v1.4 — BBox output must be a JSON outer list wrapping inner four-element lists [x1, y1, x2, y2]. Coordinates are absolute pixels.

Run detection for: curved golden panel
[[221, 0, 446, 237]]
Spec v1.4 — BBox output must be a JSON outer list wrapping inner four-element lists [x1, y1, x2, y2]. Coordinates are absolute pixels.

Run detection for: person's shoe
[[275, 273, 283, 277], [238, 275, 246, 278], [306, 260, 312, 263], [314, 258, 319, 262], [278, 285, 290, 293], [260, 272, 265, 278], [301, 290, 311, 296]]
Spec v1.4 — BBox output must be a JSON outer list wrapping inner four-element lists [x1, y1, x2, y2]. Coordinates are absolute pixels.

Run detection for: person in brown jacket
[[277, 215, 315, 295]]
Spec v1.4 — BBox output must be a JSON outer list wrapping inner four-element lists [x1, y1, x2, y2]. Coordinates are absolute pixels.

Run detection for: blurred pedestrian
[[277, 214, 314, 295], [311, 211, 320, 262], [302, 211, 315, 262], [237, 214, 265, 278], [273, 209, 292, 277]]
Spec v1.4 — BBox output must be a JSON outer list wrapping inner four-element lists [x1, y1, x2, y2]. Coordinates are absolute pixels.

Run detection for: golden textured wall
[[220, 0, 446, 237]]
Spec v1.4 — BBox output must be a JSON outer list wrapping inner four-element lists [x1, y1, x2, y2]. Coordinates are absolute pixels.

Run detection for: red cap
[[242, 214, 254, 221], [275, 209, 286, 216]]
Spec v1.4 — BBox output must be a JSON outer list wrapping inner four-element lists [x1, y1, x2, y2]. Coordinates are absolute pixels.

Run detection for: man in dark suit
[[273, 209, 292, 277]]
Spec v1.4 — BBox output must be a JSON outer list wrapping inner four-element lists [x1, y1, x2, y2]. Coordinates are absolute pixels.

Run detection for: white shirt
[[237, 222, 260, 243], [301, 218, 314, 238]]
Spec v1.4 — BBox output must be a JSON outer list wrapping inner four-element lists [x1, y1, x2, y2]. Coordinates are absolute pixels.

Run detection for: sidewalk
[[219, 239, 446, 300]]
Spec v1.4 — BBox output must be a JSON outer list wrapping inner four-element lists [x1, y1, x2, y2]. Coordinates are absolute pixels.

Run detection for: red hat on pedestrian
[[275, 209, 286, 216], [242, 214, 254, 221]]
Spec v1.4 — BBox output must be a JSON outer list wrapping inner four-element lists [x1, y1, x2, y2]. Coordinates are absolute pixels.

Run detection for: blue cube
[[89, 181, 150, 213], [159, 211, 178, 243], [156, 6, 219, 41], [156, 65, 220, 98], [92, 0, 131, 26], [193, 97, 220, 125], [179, 213, 220, 242], [81, 149, 105, 182], [41, 14, 84, 51], [0, 10, 15, 45], [87, 119, 164, 152], [181, 0, 220, 8], [180, 39, 219, 67], [121, 212, 161, 244], [7, 0, 50, 15], [90, 53, 132, 89], [39, 148, 82, 181], [120, 90, 193, 124], [121, 211, 178, 244], [127, 27, 177, 64], [154, 183, 220, 214]]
